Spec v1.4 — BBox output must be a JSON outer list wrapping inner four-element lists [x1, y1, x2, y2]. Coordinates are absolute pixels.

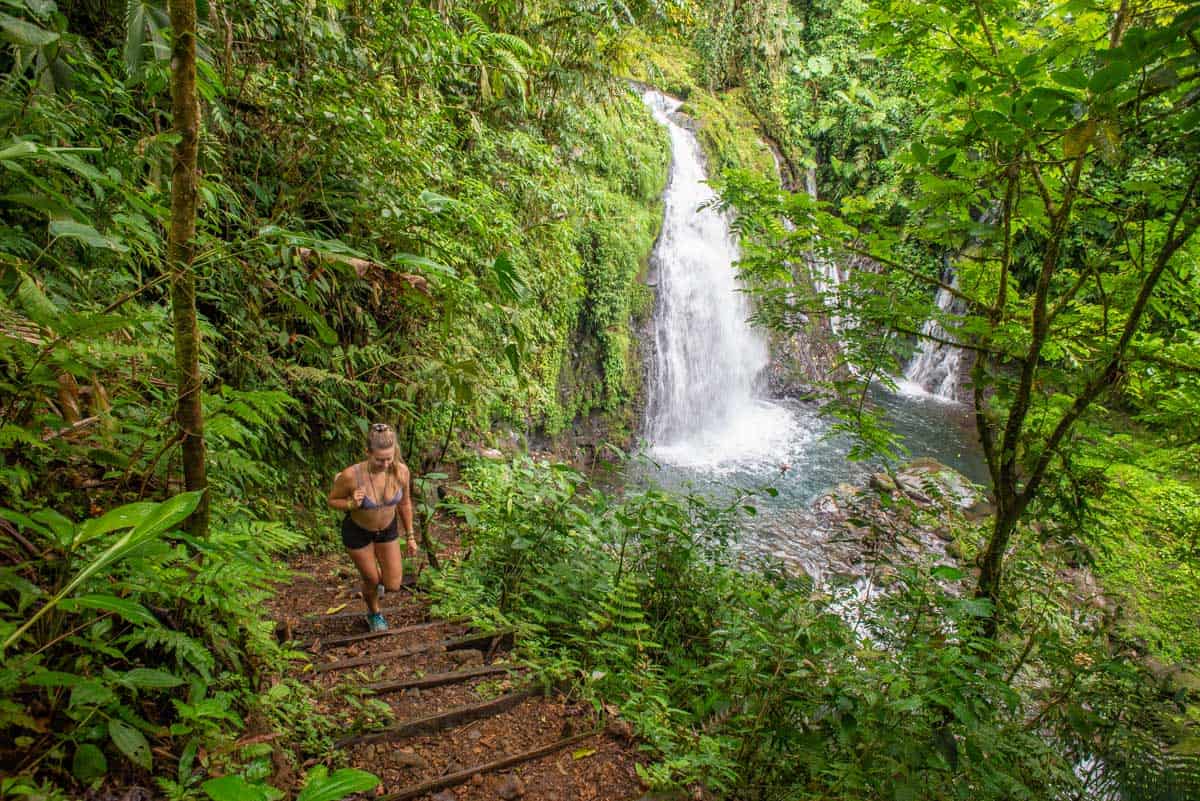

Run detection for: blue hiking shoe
[[367, 612, 388, 632]]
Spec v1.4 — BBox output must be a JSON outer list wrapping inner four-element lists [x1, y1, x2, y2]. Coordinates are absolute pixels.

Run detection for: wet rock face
[[743, 458, 987, 585]]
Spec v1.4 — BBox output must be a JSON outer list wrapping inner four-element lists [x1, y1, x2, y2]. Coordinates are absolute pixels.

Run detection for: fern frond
[[482, 32, 535, 61], [454, 9, 489, 41]]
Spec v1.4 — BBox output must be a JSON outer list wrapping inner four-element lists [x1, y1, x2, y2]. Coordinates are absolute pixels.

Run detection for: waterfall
[[642, 90, 795, 468], [801, 167, 850, 337], [899, 265, 966, 402]]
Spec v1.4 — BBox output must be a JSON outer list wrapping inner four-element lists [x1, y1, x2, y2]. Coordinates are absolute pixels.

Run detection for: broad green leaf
[[1051, 68, 1089, 90], [109, 719, 151, 770], [3, 493, 201, 651], [26, 670, 85, 688], [31, 508, 75, 546], [1089, 61, 1131, 94], [120, 668, 184, 690], [49, 220, 129, 253], [14, 271, 59, 327], [395, 252, 457, 279], [75, 503, 157, 545], [202, 775, 271, 801], [419, 189, 452, 212], [295, 767, 379, 801], [0, 141, 37, 160], [72, 743, 107, 783], [70, 680, 117, 708], [490, 252, 525, 301], [128, 491, 204, 540], [60, 595, 159, 628], [931, 565, 964, 581], [0, 12, 59, 47]]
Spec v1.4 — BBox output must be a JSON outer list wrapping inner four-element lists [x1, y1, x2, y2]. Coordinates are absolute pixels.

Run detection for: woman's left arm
[[399, 464, 417, 556]]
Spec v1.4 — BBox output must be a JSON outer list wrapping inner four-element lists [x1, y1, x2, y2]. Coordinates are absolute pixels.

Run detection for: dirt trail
[[268, 541, 646, 801]]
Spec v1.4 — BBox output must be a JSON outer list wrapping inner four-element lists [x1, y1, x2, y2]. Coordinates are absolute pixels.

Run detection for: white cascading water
[[801, 167, 850, 337], [899, 267, 965, 402], [643, 90, 795, 468], [902, 205, 1003, 403]]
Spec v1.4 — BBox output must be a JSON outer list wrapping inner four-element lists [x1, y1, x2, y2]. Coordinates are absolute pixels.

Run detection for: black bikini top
[[354, 464, 403, 510]]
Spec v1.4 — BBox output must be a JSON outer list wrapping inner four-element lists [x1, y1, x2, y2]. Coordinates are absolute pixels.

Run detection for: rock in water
[[870, 472, 897, 494]]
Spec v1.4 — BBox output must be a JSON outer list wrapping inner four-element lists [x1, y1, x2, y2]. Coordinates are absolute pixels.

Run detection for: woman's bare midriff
[[349, 505, 395, 531]]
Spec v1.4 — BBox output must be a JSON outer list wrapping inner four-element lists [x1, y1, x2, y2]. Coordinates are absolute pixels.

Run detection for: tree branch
[[842, 245, 991, 312], [1018, 172, 1200, 513], [998, 153, 1085, 493]]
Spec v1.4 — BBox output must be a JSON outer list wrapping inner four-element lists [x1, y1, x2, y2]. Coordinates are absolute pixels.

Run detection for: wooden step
[[306, 619, 449, 651], [365, 664, 517, 695], [376, 729, 599, 801], [315, 629, 514, 673], [335, 687, 537, 748]]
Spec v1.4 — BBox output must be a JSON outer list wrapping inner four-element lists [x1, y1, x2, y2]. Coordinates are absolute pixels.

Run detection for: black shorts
[[341, 515, 399, 550]]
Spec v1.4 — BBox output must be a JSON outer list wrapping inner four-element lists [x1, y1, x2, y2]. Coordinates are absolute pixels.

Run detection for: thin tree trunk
[[976, 503, 1018, 638], [168, 0, 208, 536]]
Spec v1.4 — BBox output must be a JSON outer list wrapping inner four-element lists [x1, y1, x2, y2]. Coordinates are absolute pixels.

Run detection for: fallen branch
[[0, 518, 40, 559], [376, 729, 600, 801], [42, 415, 100, 441], [305, 619, 450, 651], [336, 687, 536, 748], [315, 629, 513, 673], [365, 664, 516, 695], [294, 247, 431, 294]]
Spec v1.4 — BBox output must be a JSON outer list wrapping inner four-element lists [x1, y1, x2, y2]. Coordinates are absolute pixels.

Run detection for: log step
[[315, 629, 514, 673], [365, 664, 518, 695], [336, 687, 537, 748], [377, 729, 600, 801], [308, 619, 449, 651]]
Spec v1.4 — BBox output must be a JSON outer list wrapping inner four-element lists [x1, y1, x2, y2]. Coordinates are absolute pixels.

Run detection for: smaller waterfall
[[899, 266, 965, 402], [802, 170, 849, 337], [643, 90, 796, 468]]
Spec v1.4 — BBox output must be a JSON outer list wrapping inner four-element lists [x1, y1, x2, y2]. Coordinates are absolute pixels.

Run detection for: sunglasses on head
[[371, 423, 393, 432]]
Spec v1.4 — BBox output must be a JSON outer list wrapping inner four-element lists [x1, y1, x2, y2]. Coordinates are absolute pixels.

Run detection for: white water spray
[[899, 266, 967, 403], [642, 90, 795, 468]]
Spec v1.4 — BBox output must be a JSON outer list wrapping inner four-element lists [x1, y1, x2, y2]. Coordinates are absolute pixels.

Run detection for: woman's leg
[[375, 538, 404, 593], [346, 545, 382, 613]]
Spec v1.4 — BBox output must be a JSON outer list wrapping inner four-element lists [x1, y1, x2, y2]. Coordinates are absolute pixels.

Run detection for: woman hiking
[[327, 423, 419, 631]]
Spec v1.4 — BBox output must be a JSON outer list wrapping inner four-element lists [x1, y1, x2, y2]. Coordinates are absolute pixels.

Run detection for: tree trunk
[[976, 502, 1018, 638], [168, 0, 208, 536]]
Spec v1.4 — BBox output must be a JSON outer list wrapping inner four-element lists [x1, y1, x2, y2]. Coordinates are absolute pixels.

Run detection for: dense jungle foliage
[[0, 0, 673, 795], [2, 0, 1200, 799], [436, 455, 1197, 800]]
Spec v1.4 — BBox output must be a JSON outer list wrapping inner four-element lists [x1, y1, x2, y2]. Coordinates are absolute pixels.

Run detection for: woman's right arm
[[327, 470, 357, 512]]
